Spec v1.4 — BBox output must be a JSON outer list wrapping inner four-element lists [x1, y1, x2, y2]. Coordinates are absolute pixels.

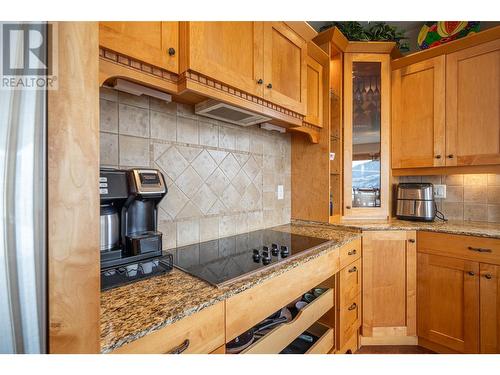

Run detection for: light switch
[[434, 184, 447, 199], [277, 185, 284, 200]]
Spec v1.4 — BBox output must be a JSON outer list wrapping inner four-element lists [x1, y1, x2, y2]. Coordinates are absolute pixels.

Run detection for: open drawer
[[241, 288, 334, 354]]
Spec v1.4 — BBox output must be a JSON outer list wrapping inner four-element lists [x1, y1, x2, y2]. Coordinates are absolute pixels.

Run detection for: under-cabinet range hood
[[195, 99, 271, 126]]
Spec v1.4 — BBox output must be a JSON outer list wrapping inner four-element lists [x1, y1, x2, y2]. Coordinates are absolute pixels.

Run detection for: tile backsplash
[[99, 87, 291, 249], [398, 174, 500, 223]]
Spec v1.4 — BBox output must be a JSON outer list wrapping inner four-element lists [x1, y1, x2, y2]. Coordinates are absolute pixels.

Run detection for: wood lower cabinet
[[392, 56, 445, 169], [182, 22, 264, 97], [480, 263, 500, 353], [417, 252, 480, 353], [361, 231, 417, 345], [99, 22, 179, 73], [446, 38, 500, 166], [263, 22, 307, 114]]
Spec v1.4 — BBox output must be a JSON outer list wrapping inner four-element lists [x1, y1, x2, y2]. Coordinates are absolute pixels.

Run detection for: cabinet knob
[[485, 274, 493, 280], [348, 249, 357, 256], [467, 271, 475, 276], [266, 83, 273, 89], [408, 239, 416, 243], [348, 303, 357, 311], [346, 206, 351, 209], [447, 154, 454, 159], [168, 47, 176, 56], [435, 155, 442, 159], [257, 78, 263, 84], [348, 266, 357, 273]]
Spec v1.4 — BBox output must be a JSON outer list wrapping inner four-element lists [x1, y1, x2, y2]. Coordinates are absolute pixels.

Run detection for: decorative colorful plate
[[418, 21, 480, 50]]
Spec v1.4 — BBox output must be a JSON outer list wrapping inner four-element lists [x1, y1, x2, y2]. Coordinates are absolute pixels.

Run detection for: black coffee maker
[[99, 168, 168, 269]]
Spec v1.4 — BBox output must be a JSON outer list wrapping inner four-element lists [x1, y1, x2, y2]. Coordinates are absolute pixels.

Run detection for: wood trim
[[289, 125, 320, 143], [48, 22, 100, 353], [392, 164, 500, 176], [313, 27, 349, 53], [418, 337, 461, 354], [360, 334, 418, 346], [284, 21, 318, 42], [345, 41, 396, 54], [343, 53, 391, 220], [406, 231, 417, 336], [392, 25, 500, 70]]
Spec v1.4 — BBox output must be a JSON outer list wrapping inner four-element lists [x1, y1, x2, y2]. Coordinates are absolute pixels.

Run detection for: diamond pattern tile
[[220, 153, 239, 181], [208, 150, 228, 165], [243, 156, 260, 181], [206, 168, 230, 197], [192, 184, 218, 214], [234, 153, 250, 167], [159, 183, 189, 218], [232, 169, 251, 192], [176, 166, 203, 198], [221, 184, 241, 211], [177, 145, 202, 163], [191, 150, 217, 181], [156, 146, 189, 181]]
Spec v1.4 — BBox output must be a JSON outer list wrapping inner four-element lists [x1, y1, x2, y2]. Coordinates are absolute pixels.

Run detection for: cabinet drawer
[[418, 232, 500, 265], [226, 250, 338, 341], [305, 322, 335, 354], [112, 302, 224, 354], [340, 238, 361, 269], [339, 293, 361, 348], [242, 288, 334, 354], [339, 258, 362, 304]]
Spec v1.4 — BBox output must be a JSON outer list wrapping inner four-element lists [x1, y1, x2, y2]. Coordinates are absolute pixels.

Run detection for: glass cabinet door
[[343, 54, 390, 219]]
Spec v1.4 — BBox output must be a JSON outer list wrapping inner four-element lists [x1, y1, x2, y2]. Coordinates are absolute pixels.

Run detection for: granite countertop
[[293, 218, 500, 239], [100, 222, 360, 353]]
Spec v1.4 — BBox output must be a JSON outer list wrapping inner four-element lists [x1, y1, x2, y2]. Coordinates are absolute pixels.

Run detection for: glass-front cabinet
[[343, 53, 391, 220]]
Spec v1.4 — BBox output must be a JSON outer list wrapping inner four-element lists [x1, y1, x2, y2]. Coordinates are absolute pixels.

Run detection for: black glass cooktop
[[167, 229, 329, 287]]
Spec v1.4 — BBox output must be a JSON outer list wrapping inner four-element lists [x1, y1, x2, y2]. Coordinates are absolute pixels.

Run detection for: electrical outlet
[[434, 184, 447, 199], [277, 185, 284, 200]]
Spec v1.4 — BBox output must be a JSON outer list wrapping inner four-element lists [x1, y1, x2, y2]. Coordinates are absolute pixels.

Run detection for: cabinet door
[[480, 263, 500, 353], [186, 22, 264, 97], [263, 22, 307, 114], [392, 56, 445, 168], [99, 22, 179, 73], [417, 253, 479, 353], [304, 55, 323, 127], [362, 231, 416, 340], [446, 39, 500, 166]]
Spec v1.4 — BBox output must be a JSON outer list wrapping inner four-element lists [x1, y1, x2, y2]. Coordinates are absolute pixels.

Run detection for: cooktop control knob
[[253, 248, 259, 255], [280, 245, 289, 257], [263, 245, 269, 252], [271, 244, 279, 256], [262, 256, 271, 265], [252, 253, 261, 262]]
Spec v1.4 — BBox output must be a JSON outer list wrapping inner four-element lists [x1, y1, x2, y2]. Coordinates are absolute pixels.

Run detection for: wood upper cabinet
[[99, 22, 179, 73], [183, 22, 264, 97], [362, 231, 416, 342], [417, 252, 479, 353], [446, 39, 500, 166], [263, 22, 307, 114], [392, 56, 446, 168], [304, 42, 328, 127], [480, 263, 500, 353]]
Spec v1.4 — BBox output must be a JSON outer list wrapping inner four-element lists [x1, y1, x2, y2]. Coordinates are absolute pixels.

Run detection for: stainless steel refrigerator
[[0, 21, 47, 354]]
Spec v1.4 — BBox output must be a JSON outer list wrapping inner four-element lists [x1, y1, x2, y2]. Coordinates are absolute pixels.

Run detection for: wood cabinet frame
[[343, 53, 391, 220]]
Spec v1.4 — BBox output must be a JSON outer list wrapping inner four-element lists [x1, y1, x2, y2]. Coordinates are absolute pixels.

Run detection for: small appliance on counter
[[99, 168, 171, 290], [395, 182, 436, 221]]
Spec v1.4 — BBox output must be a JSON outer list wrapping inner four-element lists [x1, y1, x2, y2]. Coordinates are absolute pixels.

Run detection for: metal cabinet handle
[[167, 339, 190, 354], [266, 83, 273, 89], [435, 155, 442, 159], [467, 271, 475, 276], [348, 303, 357, 311], [348, 249, 357, 256], [485, 274, 493, 279], [467, 246, 492, 253], [348, 266, 357, 273], [257, 79, 263, 84], [168, 47, 176, 56], [408, 239, 416, 243]]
